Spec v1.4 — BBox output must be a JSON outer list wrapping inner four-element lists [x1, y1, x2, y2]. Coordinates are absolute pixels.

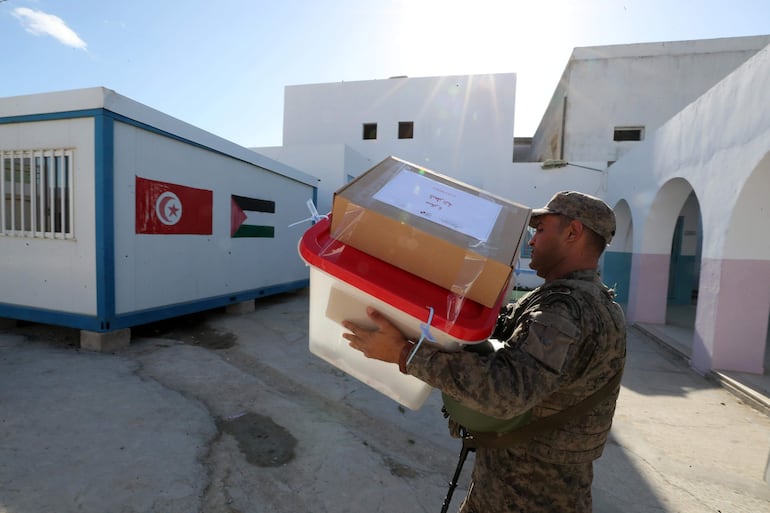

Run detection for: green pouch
[[442, 393, 532, 433], [441, 341, 532, 433]]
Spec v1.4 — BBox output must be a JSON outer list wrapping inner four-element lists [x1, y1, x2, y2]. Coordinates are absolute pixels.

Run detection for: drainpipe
[[560, 95, 568, 160]]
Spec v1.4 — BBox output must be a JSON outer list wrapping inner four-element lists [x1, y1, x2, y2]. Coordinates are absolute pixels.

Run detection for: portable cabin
[[0, 87, 318, 349]]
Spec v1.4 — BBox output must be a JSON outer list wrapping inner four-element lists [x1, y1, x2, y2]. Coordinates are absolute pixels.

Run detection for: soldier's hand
[[343, 307, 410, 364], [447, 417, 463, 439]]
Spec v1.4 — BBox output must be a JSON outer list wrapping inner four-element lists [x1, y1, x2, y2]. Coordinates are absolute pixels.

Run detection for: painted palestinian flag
[[231, 195, 276, 238]]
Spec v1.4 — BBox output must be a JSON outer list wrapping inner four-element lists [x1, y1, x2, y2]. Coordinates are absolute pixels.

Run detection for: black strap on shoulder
[[462, 370, 623, 450]]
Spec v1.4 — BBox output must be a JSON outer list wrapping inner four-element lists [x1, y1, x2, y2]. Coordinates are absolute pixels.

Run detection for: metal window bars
[[1, 148, 75, 239]]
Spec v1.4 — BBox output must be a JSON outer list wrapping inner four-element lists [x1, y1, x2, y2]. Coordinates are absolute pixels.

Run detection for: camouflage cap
[[529, 191, 616, 245]]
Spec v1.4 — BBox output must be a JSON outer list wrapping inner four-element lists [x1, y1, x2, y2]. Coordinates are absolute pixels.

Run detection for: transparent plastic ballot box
[[298, 217, 507, 410]]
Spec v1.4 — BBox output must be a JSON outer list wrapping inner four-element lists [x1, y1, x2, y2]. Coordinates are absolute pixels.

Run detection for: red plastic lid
[[298, 217, 505, 342]]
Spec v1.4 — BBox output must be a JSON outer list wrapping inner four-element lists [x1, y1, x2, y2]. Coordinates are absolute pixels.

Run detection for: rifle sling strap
[[463, 370, 623, 450]]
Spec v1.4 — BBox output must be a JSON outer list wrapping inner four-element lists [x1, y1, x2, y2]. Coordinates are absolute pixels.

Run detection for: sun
[[391, 0, 575, 76]]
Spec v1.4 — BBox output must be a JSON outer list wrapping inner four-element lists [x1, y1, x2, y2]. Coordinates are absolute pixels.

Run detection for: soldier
[[343, 191, 627, 513]]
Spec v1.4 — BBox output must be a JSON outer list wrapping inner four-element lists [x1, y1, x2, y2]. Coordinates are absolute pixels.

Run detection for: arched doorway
[[627, 178, 699, 330], [665, 191, 702, 329]]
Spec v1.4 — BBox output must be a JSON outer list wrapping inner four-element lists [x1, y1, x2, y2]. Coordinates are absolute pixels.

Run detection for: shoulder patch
[[521, 310, 581, 373]]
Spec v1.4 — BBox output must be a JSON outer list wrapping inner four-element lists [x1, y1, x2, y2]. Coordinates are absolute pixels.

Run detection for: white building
[[526, 35, 770, 164], [258, 73, 517, 216], [256, 35, 770, 378]]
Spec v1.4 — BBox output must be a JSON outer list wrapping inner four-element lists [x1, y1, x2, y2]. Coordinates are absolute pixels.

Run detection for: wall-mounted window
[[362, 123, 377, 140], [613, 126, 644, 141], [1, 148, 74, 239], [398, 121, 414, 139]]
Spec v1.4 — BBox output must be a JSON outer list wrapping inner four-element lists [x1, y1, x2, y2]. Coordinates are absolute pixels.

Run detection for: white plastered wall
[[491, 162, 607, 211], [0, 118, 97, 315], [531, 36, 770, 165], [254, 143, 372, 216], [606, 43, 770, 262], [112, 122, 313, 314], [283, 74, 517, 189]]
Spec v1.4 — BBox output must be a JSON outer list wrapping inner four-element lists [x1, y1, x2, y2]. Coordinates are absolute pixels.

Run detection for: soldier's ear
[[566, 219, 584, 241]]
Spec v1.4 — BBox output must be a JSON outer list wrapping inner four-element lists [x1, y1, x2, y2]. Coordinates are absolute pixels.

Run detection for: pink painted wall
[[627, 253, 670, 324], [692, 258, 770, 374]]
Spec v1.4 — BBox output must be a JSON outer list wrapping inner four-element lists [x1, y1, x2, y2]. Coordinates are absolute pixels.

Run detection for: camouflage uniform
[[407, 269, 626, 513]]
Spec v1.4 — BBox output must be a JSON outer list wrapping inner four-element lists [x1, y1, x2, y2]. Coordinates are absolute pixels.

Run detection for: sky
[[1, 0, 770, 148]]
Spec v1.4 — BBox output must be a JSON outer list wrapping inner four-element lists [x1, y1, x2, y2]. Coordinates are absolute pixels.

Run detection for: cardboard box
[[330, 156, 531, 307]]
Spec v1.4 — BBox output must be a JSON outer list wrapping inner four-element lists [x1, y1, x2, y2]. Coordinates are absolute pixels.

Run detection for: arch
[[691, 151, 770, 374], [603, 199, 633, 303], [640, 178, 695, 254], [627, 178, 699, 324], [610, 199, 633, 253], [722, 151, 770, 260]]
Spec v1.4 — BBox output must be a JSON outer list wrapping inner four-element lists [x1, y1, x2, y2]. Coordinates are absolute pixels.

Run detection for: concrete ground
[[1, 288, 769, 513]]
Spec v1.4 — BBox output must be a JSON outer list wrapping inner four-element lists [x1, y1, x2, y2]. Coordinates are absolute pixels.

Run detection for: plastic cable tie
[[289, 199, 329, 227], [407, 306, 435, 366]]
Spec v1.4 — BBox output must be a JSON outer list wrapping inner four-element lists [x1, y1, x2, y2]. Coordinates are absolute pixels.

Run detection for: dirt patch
[[133, 313, 236, 350], [383, 456, 419, 478], [11, 311, 237, 351], [12, 321, 80, 348], [218, 412, 297, 467]]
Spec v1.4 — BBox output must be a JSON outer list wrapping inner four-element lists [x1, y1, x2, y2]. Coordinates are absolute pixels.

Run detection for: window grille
[[1, 148, 75, 239], [613, 127, 644, 141]]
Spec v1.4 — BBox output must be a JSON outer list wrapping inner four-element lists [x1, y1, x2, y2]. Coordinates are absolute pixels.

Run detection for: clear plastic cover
[[300, 156, 531, 344]]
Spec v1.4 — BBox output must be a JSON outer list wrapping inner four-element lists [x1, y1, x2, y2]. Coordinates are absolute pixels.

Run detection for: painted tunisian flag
[[135, 176, 213, 235]]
